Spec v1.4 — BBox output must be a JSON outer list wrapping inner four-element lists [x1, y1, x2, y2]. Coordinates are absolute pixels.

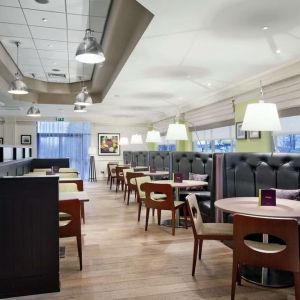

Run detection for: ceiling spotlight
[[35, 0, 49, 4], [262, 26, 269, 30], [42, 18, 48, 22], [74, 105, 87, 113], [207, 82, 212, 87], [52, 68, 60, 72], [48, 44, 53, 48], [276, 49, 281, 54], [8, 42, 28, 95], [27, 102, 41, 117]]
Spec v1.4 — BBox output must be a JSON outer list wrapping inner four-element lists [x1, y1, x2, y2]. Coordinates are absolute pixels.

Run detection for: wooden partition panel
[[0, 176, 60, 298]]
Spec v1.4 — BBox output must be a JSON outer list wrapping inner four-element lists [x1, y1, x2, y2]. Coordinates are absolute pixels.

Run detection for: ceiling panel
[[23, 9, 66, 29], [41, 58, 69, 68], [67, 14, 105, 32], [30, 26, 67, 41], [66, 0, 111, 17], [0, 23, 31, 38], [19, 0, 65, 13], [38, 50, 68, 60], [0, 6, 26, 24], [0, 36, 35, 49], [0, 0, 20, 7], [67, 42, 79, 52], [35, 39, 68, 51]]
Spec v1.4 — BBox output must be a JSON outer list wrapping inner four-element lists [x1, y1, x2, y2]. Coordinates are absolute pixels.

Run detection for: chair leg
[[237, 264, 242, 286], [152, 208, 155, 216], [115, 179, 118, 193], [145, 208, 150, 231], [157, 209, 161, 225], [294, 272, 300, 300], [80, 203, 85, 224], [123, 185, 127, 201], [171, 210, 176, 236], [138, 202, 142, 222], [192, 238, 198, 276], [76, 234, 82, 271], [183, 205, 188, 229], [198, 239, 203, 260], [127, 189, 130, 205], [107, 174, 110, 185], [110, 177, 113, 190], [231, 261, 238, 300]]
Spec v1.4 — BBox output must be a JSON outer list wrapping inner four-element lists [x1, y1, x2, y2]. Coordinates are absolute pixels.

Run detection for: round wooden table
[[215, 197, 300, 288], [141, 170, 169, 178], [153, 180, 208, 227]]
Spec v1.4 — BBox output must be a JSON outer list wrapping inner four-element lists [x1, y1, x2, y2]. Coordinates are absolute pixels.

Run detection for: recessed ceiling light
[[52, 68, 60, 72], [276, 49, 281, 54], [42, 18, 48, 22], [35, 0, 49, 3], [48, 44, 53, 48], [262, 26, 269, 30], [207, 82, 212, 87]]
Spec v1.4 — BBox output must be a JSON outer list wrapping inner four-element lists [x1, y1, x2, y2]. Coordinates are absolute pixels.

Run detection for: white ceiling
[[0, 0, 110, 83], [2, 0, 300, 126]]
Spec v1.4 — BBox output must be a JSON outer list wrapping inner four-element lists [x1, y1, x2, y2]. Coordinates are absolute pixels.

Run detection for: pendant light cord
[[88, 0, 91, 29], [260, 80, 264, 97]]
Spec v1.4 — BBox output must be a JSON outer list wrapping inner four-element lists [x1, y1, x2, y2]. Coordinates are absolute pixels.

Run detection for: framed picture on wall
[[21, 135, 31, 145], [235, 122, 247, 140], [0, 137, 3, 144], [249, 130, 261, 139], [98, 133, 120, 156]]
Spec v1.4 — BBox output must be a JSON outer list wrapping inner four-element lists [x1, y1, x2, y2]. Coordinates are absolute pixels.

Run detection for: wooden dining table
[[215, 197, 300, 288]]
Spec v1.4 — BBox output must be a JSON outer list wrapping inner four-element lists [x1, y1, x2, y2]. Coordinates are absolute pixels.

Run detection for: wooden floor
[[16, 180, 295, 300]]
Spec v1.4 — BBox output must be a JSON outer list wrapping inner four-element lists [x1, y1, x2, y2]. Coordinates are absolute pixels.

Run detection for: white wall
[[91, 123, 148, 179]]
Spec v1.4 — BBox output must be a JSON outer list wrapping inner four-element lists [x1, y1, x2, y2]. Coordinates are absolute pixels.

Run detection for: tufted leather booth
[[172, 152, 214, 221], [149, 151, 171, 171], [123, 151, 133, 164], [132, 151, 149, 167]]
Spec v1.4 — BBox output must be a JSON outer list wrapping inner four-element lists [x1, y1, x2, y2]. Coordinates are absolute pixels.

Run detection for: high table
[[153, 179, 208, 227], [215, 197, 300, 287]]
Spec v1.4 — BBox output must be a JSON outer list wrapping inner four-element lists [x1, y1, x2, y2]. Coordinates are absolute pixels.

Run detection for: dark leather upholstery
[[132, 151, 149, 166], [149, 151, 171, 171], [172, 152, 214, 221], [123, 151, 132, 164], [30, 158, 69, 171]]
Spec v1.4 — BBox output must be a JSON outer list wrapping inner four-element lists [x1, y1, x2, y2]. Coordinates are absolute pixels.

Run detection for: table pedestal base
[[161, 218, 191, 228], [242, 266, 293, 288]]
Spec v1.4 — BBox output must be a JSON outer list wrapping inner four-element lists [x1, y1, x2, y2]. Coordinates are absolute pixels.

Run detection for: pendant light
[[146, 129, 161, 143], [166, 116, 188, 141], [8, 42, 28, 95], [119, 137, 129, 145], [74, 105, 87, 113], [130, 134, 143, 144], [74, 72, 93, 106], [242, 81, 281, 131], [27, 102, 41, 117], [75, 0, 105, 64]]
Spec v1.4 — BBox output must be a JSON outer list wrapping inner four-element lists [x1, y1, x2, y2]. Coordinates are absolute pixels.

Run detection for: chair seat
[[198, 223, 233, 236], [174, 200, 185, 207], [244, 240, 286, 254]]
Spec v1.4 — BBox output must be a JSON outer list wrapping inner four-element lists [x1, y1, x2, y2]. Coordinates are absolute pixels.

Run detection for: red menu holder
[[259, 189, 276, 206], [174, 173, 183, 183]]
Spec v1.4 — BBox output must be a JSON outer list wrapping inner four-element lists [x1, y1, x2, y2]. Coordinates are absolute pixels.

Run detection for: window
[[157, 135, 176, 151], [37, 122, 91, 179]]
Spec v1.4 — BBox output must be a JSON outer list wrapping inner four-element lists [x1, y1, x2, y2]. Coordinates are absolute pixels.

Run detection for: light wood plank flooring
[[16, 180, 295, 300]]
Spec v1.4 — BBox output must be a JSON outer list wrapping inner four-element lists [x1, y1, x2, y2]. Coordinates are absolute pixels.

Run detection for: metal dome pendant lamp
[[27, 102, 41, 117], [74, 71, 93, 106], [75, 0, 105, 64], [8, 42, 28, 95]]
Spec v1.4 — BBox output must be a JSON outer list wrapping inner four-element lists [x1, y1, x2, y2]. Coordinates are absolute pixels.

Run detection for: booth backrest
[[123, 151, 132, 164], [149, 151, 171, 171], [172, 152, 213, 190], [132, 151, 149, 166], [30, 158, 69, 171], [223, 153, 300, 198]]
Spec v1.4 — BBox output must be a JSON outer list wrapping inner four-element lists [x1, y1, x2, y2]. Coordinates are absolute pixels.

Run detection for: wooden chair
[[108, 164, 117, 190], [59, 199, 82, 271], [231, 214, 300, 300], [143, 182, 188, 236], [115, 166, 129, 193], [125, 172, 144, 205], [122, 168, 134, 201], [59, 172, 78, 178], [136, 176, 152, 221], [186, 193, 233, 276], [107, 163, 118, 185]]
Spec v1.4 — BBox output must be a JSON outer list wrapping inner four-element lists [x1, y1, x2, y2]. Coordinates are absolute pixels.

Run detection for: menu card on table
[[259, 189, 276, 206], [52, 166, 60, 173], [150, 166, 156, 173], [174, 172, 183, 183]]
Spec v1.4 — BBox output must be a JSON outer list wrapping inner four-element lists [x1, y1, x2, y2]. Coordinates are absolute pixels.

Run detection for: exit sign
[[56, 117, 64, 121]]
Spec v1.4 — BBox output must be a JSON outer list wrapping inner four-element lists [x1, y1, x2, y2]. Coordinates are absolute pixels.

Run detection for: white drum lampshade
[[241, 101, 281, 131], [88, 146, 97, 156], [146, 130, 161, 143], [119, 137, 129, 145], [166, 123, 188, 140], [130, 134, 143, 144]]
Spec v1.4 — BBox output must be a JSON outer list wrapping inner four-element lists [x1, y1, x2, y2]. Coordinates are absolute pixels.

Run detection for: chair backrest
[[135, 176, 151, 200], [107, 163, 118, 176], [59, 183, 78, 193], [127, 172, 145, 189], [233, 214, 300, 272], [116, 166, 130, 180], [186, 193, 204, 237], [144, 183, 174, 210], [59, 168, 78, 173], [59, 199, 81, 238], [123, 168, 134, 184]]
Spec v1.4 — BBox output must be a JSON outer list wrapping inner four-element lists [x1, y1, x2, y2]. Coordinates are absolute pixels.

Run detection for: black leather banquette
[[123, 151, 132, 164], [149, 151, 171, 171], [172, 152, 214, 222], [132, 151, 149, 167], [30, 158, 69, 171]]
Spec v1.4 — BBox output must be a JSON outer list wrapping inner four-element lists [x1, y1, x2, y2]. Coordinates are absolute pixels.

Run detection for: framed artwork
[[249, 130, 261, 139], [21, 135, 31, 145], [236, 122, 247, 140], [0, 137, 3, 144], [98, 133, 120, 156]]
